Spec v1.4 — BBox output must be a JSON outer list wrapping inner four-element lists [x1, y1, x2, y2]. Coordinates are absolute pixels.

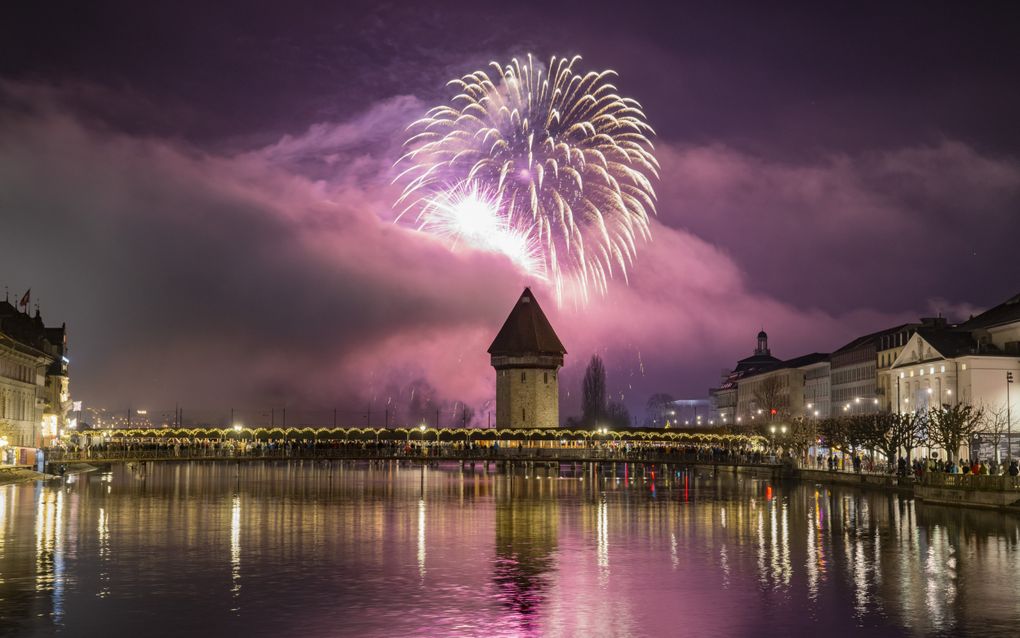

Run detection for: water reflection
[[595, 496, 608, 585], [0, 463, 1018, 636], [493, 478, 557, 629], [417, 496, 426, 582], [230, 493, 241, 604], [34, 485, 65, 625]]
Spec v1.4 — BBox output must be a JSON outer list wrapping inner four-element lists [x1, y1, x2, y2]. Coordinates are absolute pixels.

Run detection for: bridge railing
[[44, 445, 777, 467]]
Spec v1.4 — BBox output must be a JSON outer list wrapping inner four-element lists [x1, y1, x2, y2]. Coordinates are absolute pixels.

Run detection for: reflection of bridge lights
[[417, 498, 427, 581]]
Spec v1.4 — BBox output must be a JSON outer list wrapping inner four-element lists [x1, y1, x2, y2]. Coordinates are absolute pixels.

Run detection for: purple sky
[[1, 2, 1017, 424]]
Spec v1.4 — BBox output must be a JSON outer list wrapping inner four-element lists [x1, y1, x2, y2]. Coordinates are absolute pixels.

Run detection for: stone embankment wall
[[0, 466, 50, 486]]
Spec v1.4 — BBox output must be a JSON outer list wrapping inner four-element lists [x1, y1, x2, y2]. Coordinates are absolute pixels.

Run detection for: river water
[[0, 461, 1019, 637]]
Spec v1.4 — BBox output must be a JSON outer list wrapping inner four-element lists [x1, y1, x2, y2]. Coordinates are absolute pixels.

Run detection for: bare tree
[[752, 376, 784, 419], [819, 417, 847, 454], [892, 411, 927, 463], [865, 413, 899, 472], [980, 403, 1010, 465], [606, 401, 632, 429], [927, 404, 983, 462], [581, 355, 607, 428], [645, 393, 676, 427], [785, 417, 818, 465], [843, 415, 874, 454]]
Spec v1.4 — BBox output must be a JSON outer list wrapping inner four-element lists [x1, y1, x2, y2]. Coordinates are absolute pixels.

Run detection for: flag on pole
[[18, 289, 30, 309]]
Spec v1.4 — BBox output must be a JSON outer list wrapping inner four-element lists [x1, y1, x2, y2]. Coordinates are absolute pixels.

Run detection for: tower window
[[522, 408, 526, 421], [544, 372, 548, 384], [521, 372, 526, 383]]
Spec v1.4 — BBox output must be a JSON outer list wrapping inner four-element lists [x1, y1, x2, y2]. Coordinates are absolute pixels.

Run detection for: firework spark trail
[[395, 54, 659, 303]]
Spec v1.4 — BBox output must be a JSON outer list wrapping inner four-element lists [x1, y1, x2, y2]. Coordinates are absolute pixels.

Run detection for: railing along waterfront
[[917, 472, 1020, 491]]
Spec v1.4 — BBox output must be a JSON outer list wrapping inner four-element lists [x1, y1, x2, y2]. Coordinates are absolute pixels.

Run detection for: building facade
[[831, 323, 924, 415], [711, 330, 829, 424], [891, 295, 1020, 418], [710, 331, 782, 424], [875, 324, 919, 411], [802, 358, 832, 419], [0, 300, 70, 447], [489, 288, 566, 428], [735, 353, 828, 422]]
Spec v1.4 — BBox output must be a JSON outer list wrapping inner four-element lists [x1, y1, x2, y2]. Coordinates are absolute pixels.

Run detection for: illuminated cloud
[[0, 80, 1015, 422]]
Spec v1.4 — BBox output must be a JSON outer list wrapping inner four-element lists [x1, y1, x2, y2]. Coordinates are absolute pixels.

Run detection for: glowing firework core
[[420, 185, 544, 276]]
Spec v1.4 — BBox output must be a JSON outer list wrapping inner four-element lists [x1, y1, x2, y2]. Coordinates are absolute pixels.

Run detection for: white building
[[831, 323, 921, 416], [710, 331, 781, 425], [890, 293, 1020, 457], [735, 352, 829, 422], [802, 358, 832, 419]]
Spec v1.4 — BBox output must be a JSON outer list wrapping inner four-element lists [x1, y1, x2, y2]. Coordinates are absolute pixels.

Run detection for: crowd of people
[[906, 457, 1020, 479], [46, 438, 774, 465], [805, 450, 1020, 482]]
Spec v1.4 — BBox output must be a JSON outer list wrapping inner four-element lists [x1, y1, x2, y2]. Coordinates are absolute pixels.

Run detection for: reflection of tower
[[756, 330, 770, 356], [493, 482, 558, 624], [489, 288, 566, 428]]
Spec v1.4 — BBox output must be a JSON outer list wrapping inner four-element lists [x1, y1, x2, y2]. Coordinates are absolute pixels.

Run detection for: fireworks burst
[[395, 54, 658, 303]]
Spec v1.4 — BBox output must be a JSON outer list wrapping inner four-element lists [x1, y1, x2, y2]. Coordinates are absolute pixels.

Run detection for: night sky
[[1, 2, 1017, 422]]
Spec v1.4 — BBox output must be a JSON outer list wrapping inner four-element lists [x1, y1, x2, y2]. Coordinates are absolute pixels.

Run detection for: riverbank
[[0, 466, 52, 485], [796, 467, 913, 493], [794, 467, 1020, 512]]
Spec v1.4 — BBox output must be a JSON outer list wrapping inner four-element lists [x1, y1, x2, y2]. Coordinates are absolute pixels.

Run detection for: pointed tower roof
[[488, 288, 566, 356]]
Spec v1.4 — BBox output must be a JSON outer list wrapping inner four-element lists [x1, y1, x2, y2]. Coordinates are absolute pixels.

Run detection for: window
[[521, 372, 526, 383], [522, 408, 526, 422], [544, 372, 548, 384]]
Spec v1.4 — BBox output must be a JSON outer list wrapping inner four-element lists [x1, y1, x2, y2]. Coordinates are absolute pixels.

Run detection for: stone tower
[[488, 288, 566, 428]]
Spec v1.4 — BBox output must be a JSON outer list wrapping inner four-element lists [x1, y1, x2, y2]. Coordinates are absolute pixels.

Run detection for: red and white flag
[[18, 289, 30, 309]]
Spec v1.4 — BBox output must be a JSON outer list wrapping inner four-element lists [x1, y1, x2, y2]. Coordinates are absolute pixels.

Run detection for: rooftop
[[488, 288, 566, 357], [959, 292, 1020, 330]]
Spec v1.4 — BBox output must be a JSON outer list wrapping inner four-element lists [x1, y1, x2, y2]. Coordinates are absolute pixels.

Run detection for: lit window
[[962, 363, 967, 371], [940, 365, 945, 373]]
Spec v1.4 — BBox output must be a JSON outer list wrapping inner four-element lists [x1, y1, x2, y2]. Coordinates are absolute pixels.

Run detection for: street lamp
[[1007, 371, 1014, 463]]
